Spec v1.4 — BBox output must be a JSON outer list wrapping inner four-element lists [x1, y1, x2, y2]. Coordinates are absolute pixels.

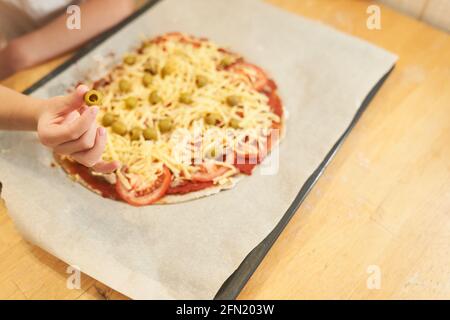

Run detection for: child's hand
[[37, 85, 119, 173]]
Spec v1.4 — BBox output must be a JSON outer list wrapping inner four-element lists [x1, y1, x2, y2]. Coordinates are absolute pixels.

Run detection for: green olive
[[196, 75, 208, 88], [219, 56, 234, 68], [124, 54, 136, 65], [205, 113, 222, 126], [149, 90, 162, 105], [125, 96, 138, 109], [111, 121, 127, 136], [229, 118, 240, 129], [143, 127, 158, 141], [144, 58, 158, 75], [158, 118, 173, 133], [102, 112, 115, 127], [179, 92, 193, 104], [161, 62, 175, 78], [84, 90, 103, 106], [119, 79, 131, 93], [207, 148, 217, 158], [142, 41, 152, 48], [142, 73, 153, 87], [130, 127, 143, 141], [226, 95, 240, 107]]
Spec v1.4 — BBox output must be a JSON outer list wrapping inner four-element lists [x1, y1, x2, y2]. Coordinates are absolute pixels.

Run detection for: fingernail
[[91, 107, 99, 115], [99, 127, 106, 136], [77, 84, 89, 94]]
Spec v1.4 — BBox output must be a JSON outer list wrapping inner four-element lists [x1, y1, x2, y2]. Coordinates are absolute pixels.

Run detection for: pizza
[[57, 32, 285, 206]]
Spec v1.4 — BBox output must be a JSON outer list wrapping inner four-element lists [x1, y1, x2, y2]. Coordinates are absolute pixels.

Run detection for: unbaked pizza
[[57, 32, 285, 206]]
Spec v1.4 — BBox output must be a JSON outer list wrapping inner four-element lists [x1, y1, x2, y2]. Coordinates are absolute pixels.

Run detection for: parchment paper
[[0, 0, 397, 299]]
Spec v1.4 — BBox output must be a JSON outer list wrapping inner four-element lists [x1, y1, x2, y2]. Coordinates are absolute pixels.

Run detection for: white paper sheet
[[0, 0, 397, 299]]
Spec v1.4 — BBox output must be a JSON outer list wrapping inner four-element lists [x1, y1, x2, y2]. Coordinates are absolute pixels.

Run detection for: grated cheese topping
[[91, 33, 281, 189]]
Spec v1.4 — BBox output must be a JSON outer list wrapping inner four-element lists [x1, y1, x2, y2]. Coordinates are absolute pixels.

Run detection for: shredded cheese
[[92, 33, 280, 188]]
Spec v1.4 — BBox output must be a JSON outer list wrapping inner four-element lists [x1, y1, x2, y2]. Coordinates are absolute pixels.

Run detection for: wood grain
[[1, 0, 449, 299]]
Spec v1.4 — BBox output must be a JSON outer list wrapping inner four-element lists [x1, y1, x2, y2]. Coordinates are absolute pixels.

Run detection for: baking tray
[[12, 0, 395, 299]]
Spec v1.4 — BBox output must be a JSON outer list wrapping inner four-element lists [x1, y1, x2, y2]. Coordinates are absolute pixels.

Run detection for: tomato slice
[[228, 62, 270, 91], [233, 127, 281, 175], [233, 163, 257, 175], [116, 167, 171, 206], [233, 147, 262, 175], [191, 163, 230, 182], [267, 91, 283, 117]]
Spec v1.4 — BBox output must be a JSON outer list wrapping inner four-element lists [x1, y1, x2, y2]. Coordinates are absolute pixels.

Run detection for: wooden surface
[[1, 0, 449, 300]]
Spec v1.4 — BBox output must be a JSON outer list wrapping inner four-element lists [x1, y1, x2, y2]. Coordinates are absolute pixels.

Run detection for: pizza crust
[[156, 175, 242, 204]]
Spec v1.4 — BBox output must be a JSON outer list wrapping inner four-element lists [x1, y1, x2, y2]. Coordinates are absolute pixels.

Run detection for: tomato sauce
[[230, 70, 282, 175], [57, 157, 121, 201], [166, 181, 214, 195]]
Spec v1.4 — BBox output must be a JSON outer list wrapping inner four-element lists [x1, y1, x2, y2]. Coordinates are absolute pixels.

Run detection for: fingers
[[39, 107, 98, 147], [54, 124, 120, 173], [39, 84, 119, 173], [78, 105, 89, 115], [92, 160, 121, 174], [71, 127, 108, 168], [53, 123, 97, 155], [60, 110, 81, 125], [57, 85, 90, 114]]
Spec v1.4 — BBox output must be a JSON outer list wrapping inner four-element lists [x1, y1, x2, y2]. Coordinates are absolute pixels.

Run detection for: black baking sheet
[[16, 0, 395, 300]]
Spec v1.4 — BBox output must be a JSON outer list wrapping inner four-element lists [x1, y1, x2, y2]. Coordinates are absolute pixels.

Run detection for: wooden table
[[1, 0, 449, 300]]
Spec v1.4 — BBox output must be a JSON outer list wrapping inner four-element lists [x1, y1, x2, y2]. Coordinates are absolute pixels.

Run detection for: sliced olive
[[205, 113, 222, 126], [179, 92, 193, 104], [111, 121, 127, 136], [158, 118, 173, 133], [144, 58, 159, 75], [102, 112, 115, 127], [84, 90, 103, 106], [119, 79, 131, 93], [207, 148, 217, 158], [142, 73, 153, 87], [226, 95, 240, 107], [196, 75, 208, 88], [149, 90, 162, 105], [124, 54, 136, 65], [161, 62, 175, 78], [219, 56, 234, 68], [125, 96, 138, 109], [229, 118, 240, 129], [130, 127, 143, 141], [143, 127, 158, 141]]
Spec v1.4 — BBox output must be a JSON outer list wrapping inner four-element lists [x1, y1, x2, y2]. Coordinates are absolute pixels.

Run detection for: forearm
[[0, 86, 44, 131], [8, 0, 135, 70]]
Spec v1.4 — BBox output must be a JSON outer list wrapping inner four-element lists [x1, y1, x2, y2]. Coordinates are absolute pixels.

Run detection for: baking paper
[[0, 0, 397, 299]]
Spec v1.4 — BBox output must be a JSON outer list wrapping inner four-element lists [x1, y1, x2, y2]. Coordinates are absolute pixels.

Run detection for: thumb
[[56, 85, 90, 114]]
